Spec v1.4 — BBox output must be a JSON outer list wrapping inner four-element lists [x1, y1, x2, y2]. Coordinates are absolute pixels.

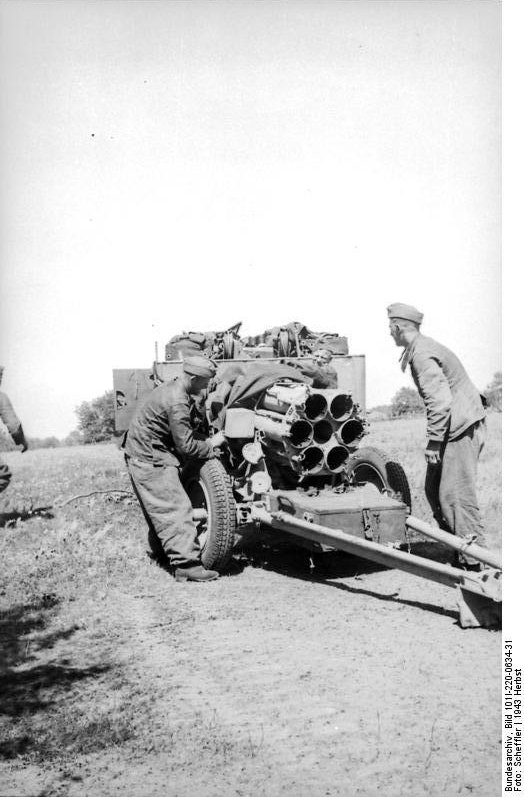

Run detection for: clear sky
[[0, 0, 501, 438]]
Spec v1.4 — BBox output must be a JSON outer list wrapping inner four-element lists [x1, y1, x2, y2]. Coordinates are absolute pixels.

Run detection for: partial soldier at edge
[[0, 367, 28, 495]]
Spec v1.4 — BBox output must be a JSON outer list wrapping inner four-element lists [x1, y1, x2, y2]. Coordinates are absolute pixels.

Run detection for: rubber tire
[[346, 446, 412, 511], [184, 459, 237, 571]]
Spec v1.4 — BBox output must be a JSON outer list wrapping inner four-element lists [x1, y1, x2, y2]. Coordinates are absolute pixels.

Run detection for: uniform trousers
[[126, 457, 201, 568], [424, 419, 486, 557]]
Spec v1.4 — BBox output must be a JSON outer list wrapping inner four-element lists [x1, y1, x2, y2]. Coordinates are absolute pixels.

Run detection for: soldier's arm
[[411, 354, 452, 442], [290, 361, 328, 388], [168, 399, 214, 460], [325, 366, 338, 389], [0, 392, 27, 449], [0, 392, 21, 435]]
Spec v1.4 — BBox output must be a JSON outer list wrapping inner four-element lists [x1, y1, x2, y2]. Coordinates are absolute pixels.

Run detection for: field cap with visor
[[183, 355, 217, 378], [387, 303, 424, 325]]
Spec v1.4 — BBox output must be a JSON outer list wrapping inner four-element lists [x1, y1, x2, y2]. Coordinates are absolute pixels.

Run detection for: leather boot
[[175, 564, 219, 582]]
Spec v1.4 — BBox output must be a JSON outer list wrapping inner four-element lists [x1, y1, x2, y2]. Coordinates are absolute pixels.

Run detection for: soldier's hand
[[11, 427, 28, 452], [425, 441, 441, 465], [209, 431, 226, 449]]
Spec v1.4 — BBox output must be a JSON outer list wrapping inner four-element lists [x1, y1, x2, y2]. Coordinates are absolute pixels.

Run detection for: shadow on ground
[[0, 506, 55, 527], [242, 541, 458, 620], [0, 596, 109, 760]]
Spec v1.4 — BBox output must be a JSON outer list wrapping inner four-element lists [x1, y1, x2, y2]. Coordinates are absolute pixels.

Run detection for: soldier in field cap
[[387, 303, 487, 568], [124, 355, 227, 582]]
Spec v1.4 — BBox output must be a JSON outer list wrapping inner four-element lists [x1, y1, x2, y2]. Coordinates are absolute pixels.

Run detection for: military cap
[[183, 355, 217, 378], [387, 303, 424, 325]]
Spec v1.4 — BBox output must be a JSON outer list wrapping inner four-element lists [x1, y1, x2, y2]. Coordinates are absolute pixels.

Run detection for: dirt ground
[[0, 419, 502, 797]]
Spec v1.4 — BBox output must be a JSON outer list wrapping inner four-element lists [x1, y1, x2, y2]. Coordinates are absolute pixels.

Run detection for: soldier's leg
[[127, 460, 201, 567], [0, 458, 12, 495], [424, 455, 453, 533], [126, 459, 165, 560], [438, 421, 486, 553]]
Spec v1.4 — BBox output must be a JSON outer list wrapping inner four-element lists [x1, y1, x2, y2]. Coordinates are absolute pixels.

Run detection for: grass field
[[0, 414, 501, 797]]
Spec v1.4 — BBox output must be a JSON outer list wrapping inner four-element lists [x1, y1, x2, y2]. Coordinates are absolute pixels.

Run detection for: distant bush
[[367, 405, 392, 421], [484, 371, 502, 412], [1, 433, 67, 451], [63, 430, 83, 447], [26, 436, 61, 449], [75, 391, 115, 444], [390, 387, 424, 418]]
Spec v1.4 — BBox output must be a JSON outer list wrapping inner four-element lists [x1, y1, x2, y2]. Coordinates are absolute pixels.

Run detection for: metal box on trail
[[269, 485, 407, 547]]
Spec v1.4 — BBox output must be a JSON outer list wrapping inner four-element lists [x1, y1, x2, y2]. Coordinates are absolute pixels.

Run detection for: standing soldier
[[124, 355, 226, 582], [0, 368, 28, 495], [386, 304, 487, 568]]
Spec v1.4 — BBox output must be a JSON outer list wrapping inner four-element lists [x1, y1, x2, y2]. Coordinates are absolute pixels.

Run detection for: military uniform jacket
[[318, 364, 338, 389], [400, 334, 485, 442], [0, 391, 22, 437], [124, 379, 213, 466]]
